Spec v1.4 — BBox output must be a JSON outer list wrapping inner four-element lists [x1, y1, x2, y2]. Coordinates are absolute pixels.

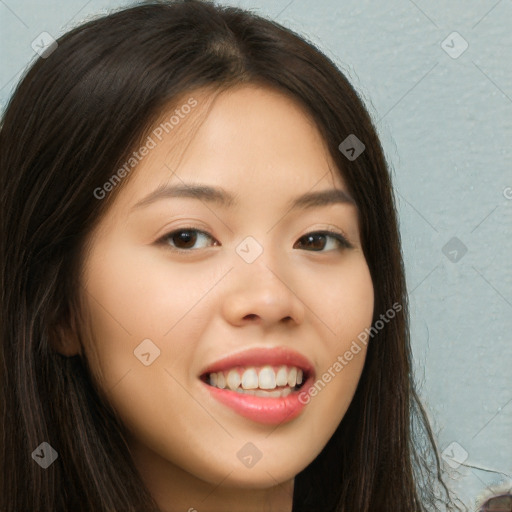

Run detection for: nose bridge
[[239, 243, 288, 299], [246, 259, 287, 301], [236, 229, 293, 287], [222, 234, 305, 326]]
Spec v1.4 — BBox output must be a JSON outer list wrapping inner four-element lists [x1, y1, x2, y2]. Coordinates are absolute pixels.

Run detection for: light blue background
[[1, 0, 511, 509]]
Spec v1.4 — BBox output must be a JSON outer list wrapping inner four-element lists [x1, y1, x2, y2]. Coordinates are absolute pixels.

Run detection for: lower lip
[[201, 375, 314, 425]]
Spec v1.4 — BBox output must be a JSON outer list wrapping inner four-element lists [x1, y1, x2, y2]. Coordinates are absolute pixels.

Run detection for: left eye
[[157, 228, 352, 252], [294, 231, 352, 251]]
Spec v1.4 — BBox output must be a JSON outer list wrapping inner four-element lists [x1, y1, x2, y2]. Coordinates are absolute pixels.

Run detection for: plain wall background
[[1, 0, 511, 509]]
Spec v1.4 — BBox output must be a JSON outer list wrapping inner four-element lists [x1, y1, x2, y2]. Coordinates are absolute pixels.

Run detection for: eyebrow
[[131, 183, 355, 212]]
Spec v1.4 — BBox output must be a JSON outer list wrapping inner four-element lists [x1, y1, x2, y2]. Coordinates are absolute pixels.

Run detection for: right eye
[[156, 228, 220, 253]]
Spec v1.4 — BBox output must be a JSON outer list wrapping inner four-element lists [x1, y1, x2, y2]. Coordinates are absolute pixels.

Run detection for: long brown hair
[[0, 1, 463, 510]]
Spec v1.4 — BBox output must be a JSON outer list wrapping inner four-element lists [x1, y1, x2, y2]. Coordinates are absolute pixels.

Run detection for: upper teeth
[[208, 365, 304, 391]]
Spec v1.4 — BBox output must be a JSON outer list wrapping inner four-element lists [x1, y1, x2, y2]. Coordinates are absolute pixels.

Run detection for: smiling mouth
[[200, 365, 310, 397]]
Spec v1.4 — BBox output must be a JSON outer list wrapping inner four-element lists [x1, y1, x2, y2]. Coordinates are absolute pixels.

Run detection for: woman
[[0, 1, 463, 510]]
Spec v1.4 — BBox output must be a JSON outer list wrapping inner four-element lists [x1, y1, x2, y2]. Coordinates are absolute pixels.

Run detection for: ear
[[48, 306, 84, 357]]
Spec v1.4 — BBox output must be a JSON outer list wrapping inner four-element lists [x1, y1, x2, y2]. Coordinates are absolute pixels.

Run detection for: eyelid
[[305, 224, 354, 249], [155, 227, 218, 252], [306, 229, 354, 249], [156, 225, 354, 253]]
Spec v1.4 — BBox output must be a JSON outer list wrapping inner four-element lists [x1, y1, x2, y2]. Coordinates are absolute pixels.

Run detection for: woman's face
[[79, 84, 374, 507]]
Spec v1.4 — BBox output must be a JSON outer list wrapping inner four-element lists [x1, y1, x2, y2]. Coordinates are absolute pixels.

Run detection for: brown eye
[[157, 228, 352, 253], [159, 228, 217, 251], [294, 231, 352, 252]]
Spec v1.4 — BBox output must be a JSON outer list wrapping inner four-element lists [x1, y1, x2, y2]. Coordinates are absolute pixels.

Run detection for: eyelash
[[156, 227, 353, 253]]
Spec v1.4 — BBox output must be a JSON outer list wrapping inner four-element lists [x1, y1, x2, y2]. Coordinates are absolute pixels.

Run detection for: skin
[[69, 84, 374, 512]]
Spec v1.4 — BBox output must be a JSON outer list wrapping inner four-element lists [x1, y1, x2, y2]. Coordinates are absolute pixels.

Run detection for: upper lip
[[199, 346, 315, 379]]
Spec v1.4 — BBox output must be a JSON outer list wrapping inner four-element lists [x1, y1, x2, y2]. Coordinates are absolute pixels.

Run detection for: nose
[[221, 259, 305, 328]]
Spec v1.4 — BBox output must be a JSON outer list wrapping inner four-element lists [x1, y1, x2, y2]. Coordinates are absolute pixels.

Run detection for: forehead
[[115, 83, 349, 211]]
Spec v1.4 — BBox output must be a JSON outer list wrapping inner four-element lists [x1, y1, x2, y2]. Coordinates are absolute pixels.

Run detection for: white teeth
[[217, 372, 226, 389], [226, 369, 241, 390], [241, 368, 259, 389], [258, 366, 276, 389], [287, 367, 297, 388], [207, 365, 306, 394], [244, 388, 292, 398], [275, 366, 288, 387], [255, 388, 292, 398]]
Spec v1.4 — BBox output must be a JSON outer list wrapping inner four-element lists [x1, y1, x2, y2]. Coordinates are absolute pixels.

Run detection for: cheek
[[81, 240, 222, 389], [304, 254, 374, 342], [297, 256, 373, 439], [80, 244, 233, 477]]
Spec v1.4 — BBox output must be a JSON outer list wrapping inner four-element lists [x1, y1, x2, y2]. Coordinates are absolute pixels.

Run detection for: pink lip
[[198, 346, 315, 377], [201, 374, 314, 425], [199, 346, 315, 425]]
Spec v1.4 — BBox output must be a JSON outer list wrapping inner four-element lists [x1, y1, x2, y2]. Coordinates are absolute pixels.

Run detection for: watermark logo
[[32, 441, 58, 469], [338, 134, 365, 161], [236, 236, 264, 264], [134, 338, 161, 366], [442, 236, 468, 263], [441, 441, 468, 469], [441, 31, 469, 59], [31, 32, 58, 58], [237, 442, 263, 468]]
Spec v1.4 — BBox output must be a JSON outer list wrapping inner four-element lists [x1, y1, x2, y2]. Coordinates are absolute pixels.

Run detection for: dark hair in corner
[[0, 1, 463, 511]]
